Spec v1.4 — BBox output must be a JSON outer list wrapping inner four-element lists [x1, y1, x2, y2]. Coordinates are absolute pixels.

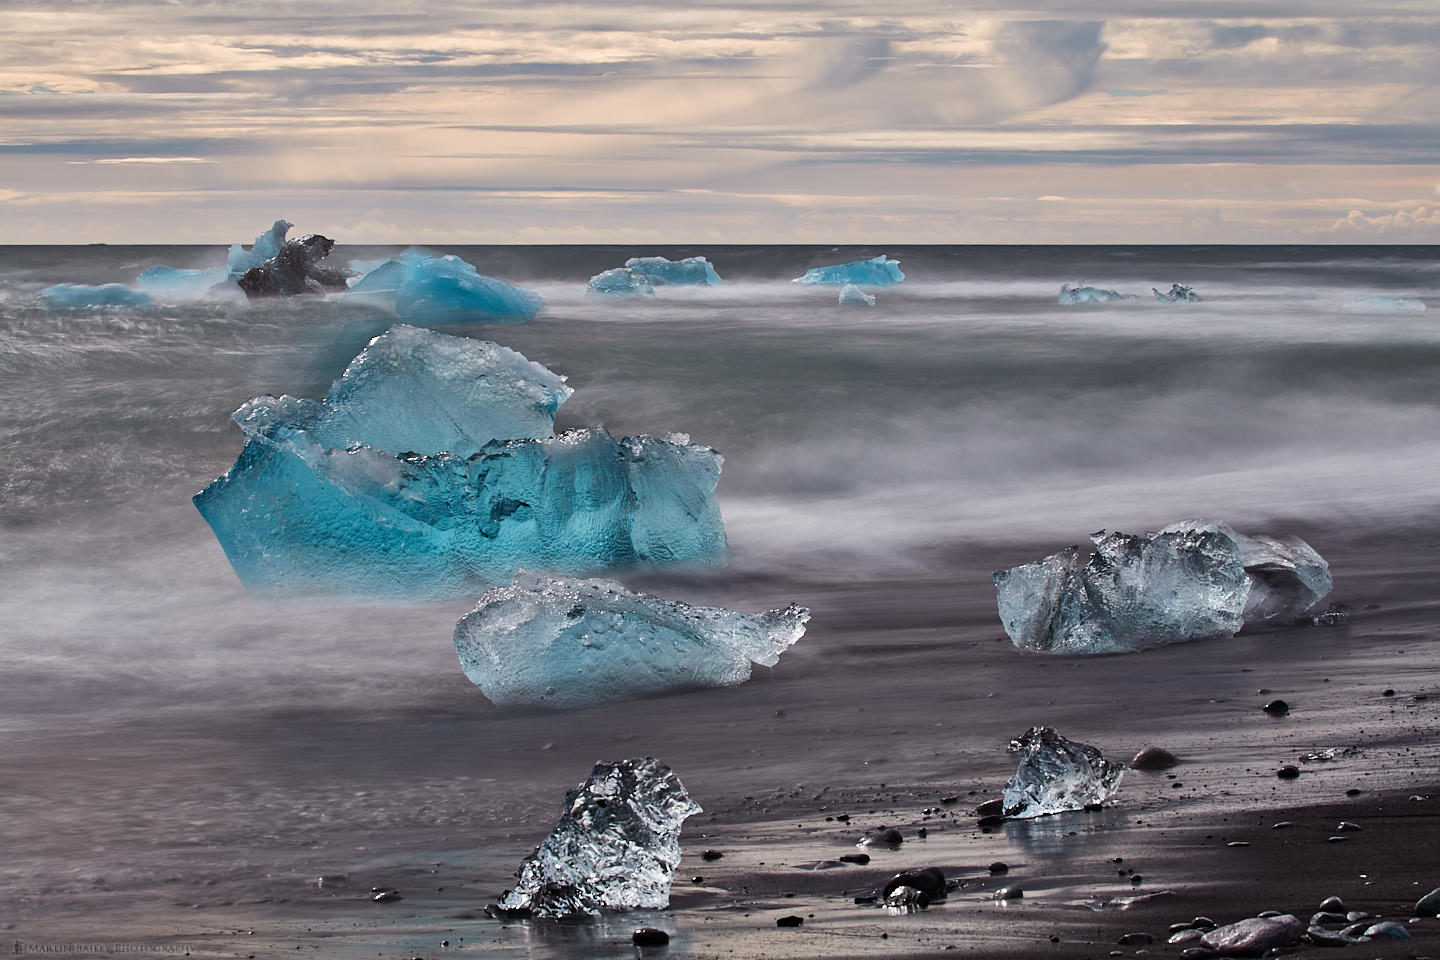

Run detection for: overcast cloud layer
[[3, 0, 1439, 242]]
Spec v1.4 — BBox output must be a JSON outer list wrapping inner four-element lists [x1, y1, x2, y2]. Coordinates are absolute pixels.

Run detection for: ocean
[[2, 243, 1438, 954]]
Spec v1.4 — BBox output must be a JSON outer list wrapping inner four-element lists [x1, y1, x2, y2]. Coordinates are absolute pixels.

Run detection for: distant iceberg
[[1060, 283, 1134, 304], [993, 520, 1331, 654], [194, 325, 725, 597], [794, 256, 904, 286], [624, 256, 722, 287], [348, 249, 544, 323], [40, 283, 154, 309], [838, 284, 876, 307], [454, 573, 809, 708], [586, 267, 656, 298], [1153, 283, 1200, 302], [1344, 296, 1426, 313]]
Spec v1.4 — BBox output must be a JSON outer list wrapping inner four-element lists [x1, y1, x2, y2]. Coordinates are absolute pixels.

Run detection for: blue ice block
[[348, 249, 543, 323], [793, 255, 904, 286], [40, 283, 154, 308], [623, 256, 722, 286]]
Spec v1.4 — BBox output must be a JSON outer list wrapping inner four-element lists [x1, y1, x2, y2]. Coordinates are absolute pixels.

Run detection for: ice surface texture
[[499, 758, 701, 918], [454, 573, 809, 708], [838, 284, 876, 307], [227, 219, 292, 274], [1153, 283, 1200, 302], [40, 283, 154, 308], [1003, 726, 1124, 819], [1059, 284, 1134, 304], [794, 256, 904, 286], [349, 249, 544, 323], [195, 326, 724, 597], [993, 520, 1331, 654], [623, 256, 722, 286], [586, 268, 656, 298]]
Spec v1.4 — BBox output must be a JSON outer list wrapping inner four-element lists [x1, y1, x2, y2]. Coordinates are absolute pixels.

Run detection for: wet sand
[[6, 525, 1440, 958]]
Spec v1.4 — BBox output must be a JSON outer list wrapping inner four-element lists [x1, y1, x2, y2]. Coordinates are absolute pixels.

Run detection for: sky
[[2, 0, 1439, 243]]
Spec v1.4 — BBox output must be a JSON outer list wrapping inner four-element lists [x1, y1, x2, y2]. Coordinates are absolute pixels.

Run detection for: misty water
[[2, 244, 1437, 929]]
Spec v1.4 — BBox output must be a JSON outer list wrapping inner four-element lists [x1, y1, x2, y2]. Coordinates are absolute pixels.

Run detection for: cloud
[[1323, 205, 1440, 237]]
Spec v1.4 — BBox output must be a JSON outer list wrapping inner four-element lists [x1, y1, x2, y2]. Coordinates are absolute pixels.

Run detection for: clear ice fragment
[[793, 256, 904, 286], [1059, 283, 1134, 304], [838, 284, 876, 306], [454, 573, 808, 708], [586, 267, 656, 298], [1002, 726, 1124, 819], [993, 520, 1331, 654], [1153, 283, 1200, 302], [623, 256, 722, 286], [227, 219, 292, 274], [40, 283, 154, 308], [348, 249, 543, 323], [498, 758, 701, 918]]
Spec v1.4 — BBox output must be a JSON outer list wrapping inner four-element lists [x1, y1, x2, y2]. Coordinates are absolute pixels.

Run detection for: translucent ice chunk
[[586, 267, 655, 298], [993, 520, 1331, 654], [40, 283, 154, 309], [227, 219, 292, 274], [136, 265, 235, 301], [349, 249, 543, 323], [794, 256, 904, 286], [498, 758, 701, 918], [838, 284, 876, 307], [1344, 296, 1426, 313], [1153, 283, 1200, 302], [454, 572, 808, 708], [1002, 726, 1124, 819], [623, 256, 722, 287], [1060, 283, 1134, 304]]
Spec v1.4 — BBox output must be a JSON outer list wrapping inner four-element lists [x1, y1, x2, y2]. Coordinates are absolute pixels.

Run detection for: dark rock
[[371, 889, 403, 903], [1191, 917, 1216, 930], [941, 795, 960, 805], [1130, 746, 1180, 770], [862, 827, 903, 847], [884, 886, 931, 909], [1117, 933, 1154, 945], [993, 885, 1023, 900], [1170, 922, 1195, 934], [237, 234, 352, 299], [853, 895, 876, 905], [1383, 689, 1396, 697], [1344, 911, 1369, 922], [989, 862, 1009, 874], [632, 928, 670, 946], [1262, 700, 1290, 716], [1345, 788, 1362, 796], [1335, 821, 1361, 832], [1304, 925, 1353, 947], [1326, 835, 1347, 843], [978, 815, 1005, 829], [1310, 912, 1347, 926], [1257, 910, 1283, 918], [1170, 929, 1205, 945], [839, 854, 870, 865], [1180, 948, 1216, 959], [1318, 896, 1344, 912], [1414, 887, 1440, 917], [975, 798, 1004, 817], [1363, 921, 1410, 939], [1271, 821, 1293, 829], [1312, 603, 1351, 626], [776, 915, 804, 928], [1199, 915, 1304, 955], [1276, 765, 1300, 780], [882, 868, 946, 901], [1129, 875, 1143, 885], [1339, 922, 1370, 938], [701, 850, 724, 861]]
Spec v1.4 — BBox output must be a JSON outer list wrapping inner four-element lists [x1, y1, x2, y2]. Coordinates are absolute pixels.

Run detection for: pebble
[[1336, 821, 1361, 832], [1257, 910, 1283, 919], [1272, 821, 1293, 829], [1191, 917, 1215, 930], [975, 798, 1004, 817], [1227, 841, 1250, 847], [776, 915, 804, 928], [993, 885, 1023, 900], [1417, 886, 1440, 917], [1363, 921, 1410, 939], [1304, 925, 1352, 947], [989, 862, 1009, 874], [1344, 911, 1369, 922], [701, 850, 724, 861], [632, 928, 670, 946], [1201, 915, 1304, 954], [1180, 948, 1213, 959], [1326, 836, 1347, 843], [1276, 765, 1300, 780], [839, 853, 871, 865], [1130, 746, 1179, 770], [978, 815, 1005, 829], [1262, 699, 1289, 716], [1318, 896, 1344, 912], [882, 868, 946, 900], [371, 890, 403, 903], [861, 827, 903, 847], [1339, 921, 1370, 937], [1310, 912, 1347, 926], [1129, 875, 1143, 885], [1117, 933, 1154, 945], [1168, 929, 1204, 945]]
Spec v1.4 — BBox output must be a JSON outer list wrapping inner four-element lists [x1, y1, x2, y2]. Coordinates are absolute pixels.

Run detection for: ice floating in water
[[623, 256, 722, 287], [40, 283, 154, 309], [194, 326, 724, 597], [1153, 283, 1200, 302], [136, 265, 235, 301], [838, 284, 876, 307], [1060, 283, 1134, 304], [497, 758, 701, 918], [227, 219, 292, 275], [993, 520, 1332, 655], [454, 573, 808, 708], [1003, 726, 1124, 819], [794, 256, 904, 286], [586, 267, 656, 298], [349, 249, 544, 323], [1344, 296, 1426, 313], [238, 233, 352, 299]]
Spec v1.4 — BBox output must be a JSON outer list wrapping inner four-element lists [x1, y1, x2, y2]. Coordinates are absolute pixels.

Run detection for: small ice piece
[[838, 284, 876, 307], [1059, 283, 1134, 304], [136, 265, 235, 301], [1002, 726, 1124, 819], [993, 520, 1332, 654], [227, 219, 292, 274], [40, 283, 154, 308], [623, 256, 722, 286], [586, 267, 655, 298], [1152, 283, 1200, 302], [349, 249, 544, 323], [454, 573, 808, 708], [793, 255, 904, 286], [1344, 296, 1426, 313], [238, 233, 352, 298], [497, 758, 701, 918]]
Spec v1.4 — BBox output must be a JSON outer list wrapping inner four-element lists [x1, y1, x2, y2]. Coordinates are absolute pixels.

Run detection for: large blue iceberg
[[228, 219, 292, 275], [1059, 283, 1134, 304], [348, 249, 544, 323], [454, 573, 809, 708], [40, 283, 155, 309], [794, 255, 904, 286], [623, 256, 722, 287], [194, 326, 725, 597], [586, 267, 656, 298], [993, 520, 1331, 654]]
